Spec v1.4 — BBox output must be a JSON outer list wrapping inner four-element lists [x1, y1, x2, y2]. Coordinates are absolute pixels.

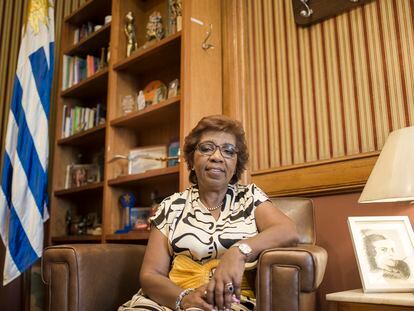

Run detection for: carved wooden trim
[[251, 152, 379, 197]]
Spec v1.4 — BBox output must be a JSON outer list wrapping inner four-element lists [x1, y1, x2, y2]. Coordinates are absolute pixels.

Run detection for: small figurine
[[124, 11, 138, 57], [146, 11, 165, 42], [169, 0, 182, 33]]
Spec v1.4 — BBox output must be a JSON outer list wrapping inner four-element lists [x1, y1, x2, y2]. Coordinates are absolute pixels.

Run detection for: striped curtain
[[246, 0, 414, 172]]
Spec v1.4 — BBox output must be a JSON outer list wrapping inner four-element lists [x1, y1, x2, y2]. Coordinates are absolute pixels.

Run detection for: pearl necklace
[[199, 199, 224, 211]]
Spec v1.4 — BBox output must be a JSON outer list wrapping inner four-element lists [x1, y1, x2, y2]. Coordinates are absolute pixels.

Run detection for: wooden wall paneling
[[223, 0, 414, 196], [253, 153, 379, 197], [180, 0, 223, 189], [221, 0, 251, 184]]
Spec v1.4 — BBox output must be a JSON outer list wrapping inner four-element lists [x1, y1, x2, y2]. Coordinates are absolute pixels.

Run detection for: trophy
[[115, 192, 137, 233]]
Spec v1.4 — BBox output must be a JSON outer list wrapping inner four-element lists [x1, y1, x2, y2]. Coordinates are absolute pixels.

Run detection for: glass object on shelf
[[121, 94, 135, 115], [104, 15, 112, 24], [167, 78, 179, 98], [137, 90, 146, 111]]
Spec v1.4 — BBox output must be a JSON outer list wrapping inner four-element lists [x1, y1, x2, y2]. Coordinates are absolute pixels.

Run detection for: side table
[[326, 288, 414, 310]]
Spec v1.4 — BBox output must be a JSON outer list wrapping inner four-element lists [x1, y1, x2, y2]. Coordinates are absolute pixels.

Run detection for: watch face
[[239, 243, 252, 256]]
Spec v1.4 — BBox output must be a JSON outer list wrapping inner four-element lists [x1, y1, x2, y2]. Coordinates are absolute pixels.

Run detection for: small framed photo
[[348, 216, 414, 293], [128, 145, 167, 174], [66, 164, 100, 188], [130, 207, 151, 231]]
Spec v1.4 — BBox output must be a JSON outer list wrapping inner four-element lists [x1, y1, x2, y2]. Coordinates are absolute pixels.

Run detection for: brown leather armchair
[[42, 197, 327, 311]]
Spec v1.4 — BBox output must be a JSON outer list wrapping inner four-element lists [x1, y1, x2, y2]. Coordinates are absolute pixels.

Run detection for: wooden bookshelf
[[61, 68, 108, 98], [50, 0, 223, 244], [57, 123, 106, 146], [64, 23, 111, 57]]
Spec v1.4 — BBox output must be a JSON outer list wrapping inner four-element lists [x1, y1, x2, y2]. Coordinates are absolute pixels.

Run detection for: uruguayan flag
[[0, 0, 54, 285]]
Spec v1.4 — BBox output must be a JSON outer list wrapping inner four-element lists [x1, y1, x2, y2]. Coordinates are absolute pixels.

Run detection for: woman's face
[[193, 131, 237, 190]]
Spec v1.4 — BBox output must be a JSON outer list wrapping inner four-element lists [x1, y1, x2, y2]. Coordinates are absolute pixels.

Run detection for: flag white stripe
[[0, 191, 10, 246], [6, 113, 44, 256], [17, 70, 49, 170], [17, 14, 54, 72], [11, 158, 44, 256], [3, 248, 20, 285]]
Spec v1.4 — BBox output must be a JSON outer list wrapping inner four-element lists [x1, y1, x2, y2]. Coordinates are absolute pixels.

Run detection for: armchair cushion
[[42, 244, 146, 311]]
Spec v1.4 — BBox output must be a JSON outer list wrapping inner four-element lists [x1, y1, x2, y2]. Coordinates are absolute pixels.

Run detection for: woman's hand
[[181, 284, 215, 311], [206, 247, 246, 310]]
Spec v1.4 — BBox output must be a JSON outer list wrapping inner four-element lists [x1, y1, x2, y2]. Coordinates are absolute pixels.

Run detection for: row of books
[[61, 103, 106, 138], [62, 54, 102, 90]]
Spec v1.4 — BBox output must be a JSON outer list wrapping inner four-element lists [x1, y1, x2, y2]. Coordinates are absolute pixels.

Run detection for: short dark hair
[[364, 234, 387, 270], [183, 115, 249, 184]]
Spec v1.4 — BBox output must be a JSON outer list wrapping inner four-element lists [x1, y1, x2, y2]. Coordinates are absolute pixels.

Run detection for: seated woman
[[118, 115, 299, 311]]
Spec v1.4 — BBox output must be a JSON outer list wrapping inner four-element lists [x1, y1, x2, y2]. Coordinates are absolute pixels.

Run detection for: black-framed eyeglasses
[[196, 141, 238, 159]]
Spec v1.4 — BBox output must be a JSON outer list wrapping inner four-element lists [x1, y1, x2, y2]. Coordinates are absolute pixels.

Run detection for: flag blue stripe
[[10, 77, 47, 215], [29, 44, 54, 118], [1, 153, 13, 208], [8, 206, 38, 272]]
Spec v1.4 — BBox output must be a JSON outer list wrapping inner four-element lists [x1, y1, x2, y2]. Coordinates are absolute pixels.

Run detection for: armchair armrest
[[41, 244, 146, 311], [256, 244, 328, 311]]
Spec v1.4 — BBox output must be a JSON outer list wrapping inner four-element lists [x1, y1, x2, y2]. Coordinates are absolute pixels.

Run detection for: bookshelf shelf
[[64, 0, 112, 25], [113, 32, 181, 75], [54, 182, 104, 197], [110, 96, 180, 129], [61, 67, 108, 98], [108, 166, 179, 187], [58, 123, 106, 146], [64, 23, 111, 57]]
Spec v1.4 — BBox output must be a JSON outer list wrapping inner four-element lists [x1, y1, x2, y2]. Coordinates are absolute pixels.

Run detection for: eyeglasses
[[196, 141, 238, 159]]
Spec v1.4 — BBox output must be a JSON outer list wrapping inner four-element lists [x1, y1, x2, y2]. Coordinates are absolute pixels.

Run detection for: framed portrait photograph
[[348, 216, 414, 293]]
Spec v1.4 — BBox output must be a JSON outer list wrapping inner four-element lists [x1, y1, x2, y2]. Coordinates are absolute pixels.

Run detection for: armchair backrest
[[270, 197, 315, 245]]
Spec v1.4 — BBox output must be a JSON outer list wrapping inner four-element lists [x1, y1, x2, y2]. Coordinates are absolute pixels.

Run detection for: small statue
[[124, 11, 138, 57], [169, 0, 182, 33], [146, 11, 165, 42]]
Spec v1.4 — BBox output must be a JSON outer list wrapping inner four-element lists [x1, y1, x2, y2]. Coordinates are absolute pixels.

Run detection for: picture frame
[[66, 164, 101, 188], [130, 207, 151, 231], [348, 216, 414, 293], [128, 145, 167, 174]]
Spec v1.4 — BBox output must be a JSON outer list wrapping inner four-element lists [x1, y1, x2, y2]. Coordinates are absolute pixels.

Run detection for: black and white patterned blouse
[[151, 183, 269, 263]]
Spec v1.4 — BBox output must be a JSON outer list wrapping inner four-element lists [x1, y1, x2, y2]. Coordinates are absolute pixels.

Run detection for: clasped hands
[[181, 247, 246, 311]]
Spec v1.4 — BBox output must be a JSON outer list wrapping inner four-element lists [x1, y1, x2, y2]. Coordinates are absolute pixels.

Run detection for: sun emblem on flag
[[26, 0, 52, 34]]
